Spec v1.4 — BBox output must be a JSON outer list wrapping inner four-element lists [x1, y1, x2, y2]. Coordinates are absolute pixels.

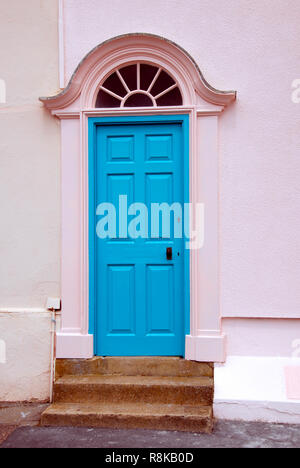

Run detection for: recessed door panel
[[146, 265, 174, 335], [107, 135, 134, 161], [107, 265, 135, 335], [145, 134, 173, 161]]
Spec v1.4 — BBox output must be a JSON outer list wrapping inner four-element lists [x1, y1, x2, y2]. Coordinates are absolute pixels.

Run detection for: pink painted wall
[[62, 0, 300, 321], [223, 319, 300, 357]]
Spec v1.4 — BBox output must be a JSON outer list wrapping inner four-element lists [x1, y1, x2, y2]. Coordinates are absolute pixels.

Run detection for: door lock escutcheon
[[166, 247, 172, 260]]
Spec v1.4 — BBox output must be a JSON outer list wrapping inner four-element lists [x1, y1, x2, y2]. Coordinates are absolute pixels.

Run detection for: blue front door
[[89, 115, 189, 356]]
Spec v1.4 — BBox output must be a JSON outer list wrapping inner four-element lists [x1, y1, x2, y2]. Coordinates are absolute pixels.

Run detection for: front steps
[[41, 357, 214, 433]]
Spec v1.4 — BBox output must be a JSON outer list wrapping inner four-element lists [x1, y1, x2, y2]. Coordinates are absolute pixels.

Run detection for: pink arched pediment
[[40, 33, 236, 111]]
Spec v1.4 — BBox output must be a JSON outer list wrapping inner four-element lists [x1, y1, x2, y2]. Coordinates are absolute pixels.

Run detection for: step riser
[[54, 383, 213, 406], [41, 413, 213, 434], [55, 357, 213, 379]]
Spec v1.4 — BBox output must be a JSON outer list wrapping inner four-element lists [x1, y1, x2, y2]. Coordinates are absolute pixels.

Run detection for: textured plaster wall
[[63, 0, 300, 322], [0, 1, 60, 400], [0, 0, 60, 309], [0, 312, 51, 401], [223, 318, 300, 357]]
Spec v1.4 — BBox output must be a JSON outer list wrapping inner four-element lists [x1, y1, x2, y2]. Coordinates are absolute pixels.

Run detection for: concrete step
[[53, 374, 213, 406], [55, 357, 213, 380], [41, 402, 213, 433], [46, 358, 215, 432]]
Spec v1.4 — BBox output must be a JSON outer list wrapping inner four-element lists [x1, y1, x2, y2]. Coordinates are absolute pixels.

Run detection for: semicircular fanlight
[[95, 63, 183, 108]]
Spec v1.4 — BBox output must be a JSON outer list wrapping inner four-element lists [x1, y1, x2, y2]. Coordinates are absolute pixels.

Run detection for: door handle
[[166, 247, 172, 260]]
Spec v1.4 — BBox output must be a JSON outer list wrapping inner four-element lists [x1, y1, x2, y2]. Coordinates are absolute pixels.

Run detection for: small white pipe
[[50, 310, 56, 403]]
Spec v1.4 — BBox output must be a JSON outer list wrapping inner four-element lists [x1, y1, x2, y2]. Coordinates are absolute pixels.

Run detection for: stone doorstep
[[53, 374, 214, 406], [41, 402, 213, 434], [43, 358, 214, 433], [55, 356, 214, 379]]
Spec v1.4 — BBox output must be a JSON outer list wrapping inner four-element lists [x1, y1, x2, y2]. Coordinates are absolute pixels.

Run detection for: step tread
[[43, 402, 212, 418], [55, 374, 213, 387], [55, 357, 214, 379]]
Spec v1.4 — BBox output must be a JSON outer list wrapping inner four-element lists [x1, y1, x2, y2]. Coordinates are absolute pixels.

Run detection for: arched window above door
[[96, 63, 183, 108]]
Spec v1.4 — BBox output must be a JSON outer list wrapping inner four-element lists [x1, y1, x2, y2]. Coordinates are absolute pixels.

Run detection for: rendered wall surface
[[0, 0, 60, 401], [223, 318, 300, 357], [0, 312, 52, 401]]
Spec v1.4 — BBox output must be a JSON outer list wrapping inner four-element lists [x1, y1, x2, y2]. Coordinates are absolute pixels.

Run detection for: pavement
[[0, 402, 48, 426], [1, 418, 300, 448], [0, 426, 16, 445], [0, 402, 299, 448], [0, 402, 48, 446]]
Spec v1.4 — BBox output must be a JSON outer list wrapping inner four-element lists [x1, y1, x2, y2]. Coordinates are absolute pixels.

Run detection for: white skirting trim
[[214, 356, 300, 424]]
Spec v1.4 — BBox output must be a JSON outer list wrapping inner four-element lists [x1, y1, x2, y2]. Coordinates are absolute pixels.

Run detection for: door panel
[[107, 265, 135, 335], [146, 265, 174, 334], [93, 120, 186, 356]]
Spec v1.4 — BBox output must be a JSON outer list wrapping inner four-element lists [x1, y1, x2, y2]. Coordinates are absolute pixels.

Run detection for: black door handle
[[166, 247, 172, 260]]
